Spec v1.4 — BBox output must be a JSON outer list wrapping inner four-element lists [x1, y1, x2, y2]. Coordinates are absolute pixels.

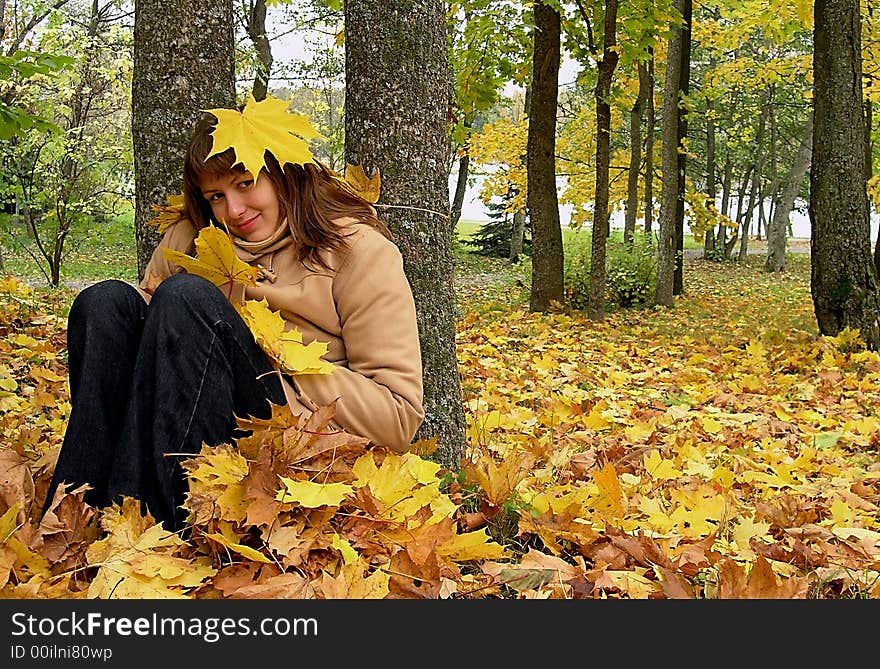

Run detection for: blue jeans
[[45, 274, 286, 530]]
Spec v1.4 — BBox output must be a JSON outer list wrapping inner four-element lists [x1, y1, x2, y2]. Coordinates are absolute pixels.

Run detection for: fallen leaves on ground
[[1, 255, 879, 599]]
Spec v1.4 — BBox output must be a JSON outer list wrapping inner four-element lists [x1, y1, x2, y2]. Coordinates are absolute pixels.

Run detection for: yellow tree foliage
[[467, 115, 528, 214]]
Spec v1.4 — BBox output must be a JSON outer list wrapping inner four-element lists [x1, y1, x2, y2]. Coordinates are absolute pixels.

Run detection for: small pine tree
[[464, 190, 531, 258]]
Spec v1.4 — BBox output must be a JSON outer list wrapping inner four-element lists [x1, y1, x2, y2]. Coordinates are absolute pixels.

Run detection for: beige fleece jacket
[[139, 218, 424, 452]]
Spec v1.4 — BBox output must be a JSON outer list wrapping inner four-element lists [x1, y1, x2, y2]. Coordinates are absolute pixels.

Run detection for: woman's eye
[[208, 193, 224, 203], [239, 180, 253, 189]]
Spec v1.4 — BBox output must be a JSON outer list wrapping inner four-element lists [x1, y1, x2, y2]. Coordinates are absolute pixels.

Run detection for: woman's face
[[199, 169, 282, 243]]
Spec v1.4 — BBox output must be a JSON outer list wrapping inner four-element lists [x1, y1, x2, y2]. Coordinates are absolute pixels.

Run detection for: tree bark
[[344, 0, 466, 468], [132, 0, 235, 279], [810, 0, 880, 349], [737, 164, 754, 261], [527, 2, 564, 312], [765, 112, 813, 273]]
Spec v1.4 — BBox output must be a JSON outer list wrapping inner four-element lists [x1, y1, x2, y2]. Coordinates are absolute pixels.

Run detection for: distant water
[[450, 176, 880, 242]]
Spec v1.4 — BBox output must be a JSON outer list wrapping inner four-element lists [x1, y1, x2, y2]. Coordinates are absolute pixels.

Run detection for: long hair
[[182, 113, 392, 269]]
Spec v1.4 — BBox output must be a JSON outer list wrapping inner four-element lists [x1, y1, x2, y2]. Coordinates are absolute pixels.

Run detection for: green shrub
[[564, 232, 657, 310], [605, 236, 657, 308]]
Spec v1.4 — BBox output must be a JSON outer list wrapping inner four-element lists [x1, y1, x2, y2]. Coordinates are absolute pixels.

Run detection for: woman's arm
[[293, 229, 425, 452]]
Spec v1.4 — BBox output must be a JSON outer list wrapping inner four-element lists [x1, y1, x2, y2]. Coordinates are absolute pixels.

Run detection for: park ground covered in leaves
[[1, 253, 880, 599]]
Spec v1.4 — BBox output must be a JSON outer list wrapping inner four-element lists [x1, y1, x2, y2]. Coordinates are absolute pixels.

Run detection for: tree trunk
[[527, 2, 564, 312], [673, 0, 691, 294], [588, 0, 619, 321], [509, 207, 526, 262], [624, 57, 648, 246], [765, 112, 813, 273], [736, 164, 754, 262], [656, 0, 684, 307], [644, 50, 655, 237], [449, 152, 470, 232], [247, 0, 274, 102], [811, 0, 880, 349], [702, 95, 716, 259], [344, 0, 466, 468], [132, 0, 235, 279]]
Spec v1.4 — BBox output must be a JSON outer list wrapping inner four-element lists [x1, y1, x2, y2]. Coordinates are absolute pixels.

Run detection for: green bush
[[564, 232, 657, 310], [605, 236, 657, 308]]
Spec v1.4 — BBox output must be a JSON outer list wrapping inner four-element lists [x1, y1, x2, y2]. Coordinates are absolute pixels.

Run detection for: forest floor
[[5, 237, 880, 600]]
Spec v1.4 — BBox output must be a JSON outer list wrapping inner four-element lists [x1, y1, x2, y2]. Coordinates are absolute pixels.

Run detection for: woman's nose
[[225, 191, 247, 217]]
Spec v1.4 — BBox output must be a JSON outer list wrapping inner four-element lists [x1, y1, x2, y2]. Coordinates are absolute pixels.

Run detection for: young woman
[[44, 104, 424, 531]]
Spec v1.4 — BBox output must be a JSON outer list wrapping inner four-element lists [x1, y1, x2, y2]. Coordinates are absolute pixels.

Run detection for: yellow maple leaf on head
[[205, 94, 324, 184], [162, 225, 259, 289]]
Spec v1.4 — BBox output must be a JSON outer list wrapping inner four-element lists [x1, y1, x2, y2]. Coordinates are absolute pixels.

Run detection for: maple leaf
[[147, 192, 185, 233], [162, 225, 259, 289], [276, 477, 352, 508], [462, 448, 534, 513], [236, 298, 335, 376], [205, 93, 323, 182], [85, 499, 215, 598], [204, 521, 272, 564], [715, 556, 810, 599]]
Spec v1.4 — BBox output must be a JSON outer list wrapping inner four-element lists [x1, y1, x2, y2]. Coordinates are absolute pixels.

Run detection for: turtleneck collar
[[232, 221, 293, 261]]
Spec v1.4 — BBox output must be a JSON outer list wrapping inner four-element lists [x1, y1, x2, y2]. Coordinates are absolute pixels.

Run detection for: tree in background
[[447, 0, 529, 232], [810, 0, 880, 349], [132, 0, 235, 278], [0, 2, 130, 286], [344, 0, 466, 469]]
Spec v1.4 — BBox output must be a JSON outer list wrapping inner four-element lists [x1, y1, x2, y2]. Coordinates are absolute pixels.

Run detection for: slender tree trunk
[[344, 0, 466, 467], [588, 0, 619, 321], [673, 0, 691, 294], [247, 0, 273, 102], [720, 154, 732, 217], [811, 0, 880, 349], [510, 85, 531, 262], [703, 95, 716, 259], [625, 58, 648, 247], [527, 2, 564, 312], [737, 164, 754, 261], [644, 50, 655, 237], [509, 207, 526, 262], [766, 112, 813, 273], [656, 0, 684, 306], [449, 151, 470, 232], [132, 0, 235, 279]]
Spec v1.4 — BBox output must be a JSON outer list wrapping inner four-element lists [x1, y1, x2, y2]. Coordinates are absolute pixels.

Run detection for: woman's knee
[[69, 280, 143, 328], [149, 273, 229, 325], [150, 273, 218, 305]]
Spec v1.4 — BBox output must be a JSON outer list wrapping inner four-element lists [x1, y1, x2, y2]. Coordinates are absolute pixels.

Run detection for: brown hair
[[182, 113, 392, 269]]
